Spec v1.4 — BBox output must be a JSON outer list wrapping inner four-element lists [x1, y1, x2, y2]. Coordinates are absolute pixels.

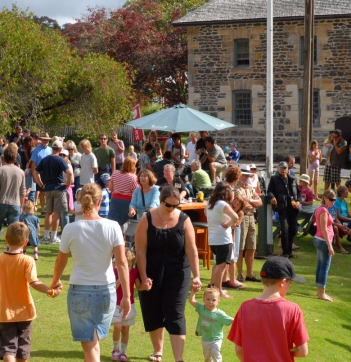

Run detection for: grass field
[[1, 182, 351, 361]]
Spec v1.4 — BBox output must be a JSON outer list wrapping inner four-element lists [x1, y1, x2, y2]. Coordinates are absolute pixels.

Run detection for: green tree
[[0, 7, 132, 136]]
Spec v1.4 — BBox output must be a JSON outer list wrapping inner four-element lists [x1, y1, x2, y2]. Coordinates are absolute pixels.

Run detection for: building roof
[[173, 0, 351, 26]]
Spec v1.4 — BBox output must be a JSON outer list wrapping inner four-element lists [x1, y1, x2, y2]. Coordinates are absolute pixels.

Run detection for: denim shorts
[[67, 283, 116, 342]]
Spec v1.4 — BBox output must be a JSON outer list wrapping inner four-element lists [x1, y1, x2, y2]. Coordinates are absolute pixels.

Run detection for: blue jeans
[[313, 237, 332, 288], [234, 226, 241, 263], [67, 283, 116, 341], [0, 204, 20, 232]]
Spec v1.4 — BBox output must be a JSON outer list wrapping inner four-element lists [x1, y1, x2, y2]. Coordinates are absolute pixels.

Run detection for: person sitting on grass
[[0, 222, 62, 362], [228, 256, 309, 361], [111, 248, 145, 361], [189, 286, 233, 362]]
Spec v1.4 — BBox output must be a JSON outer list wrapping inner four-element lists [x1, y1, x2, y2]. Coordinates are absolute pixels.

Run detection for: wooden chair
[[192, 221, 211, 270]]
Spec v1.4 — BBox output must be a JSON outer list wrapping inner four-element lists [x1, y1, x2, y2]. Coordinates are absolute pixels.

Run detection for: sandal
[[149, 354, 162, 362], [337, 249, 349, 254]]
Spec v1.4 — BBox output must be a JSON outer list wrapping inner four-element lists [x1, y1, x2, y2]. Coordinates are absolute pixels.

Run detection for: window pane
[[235, 40, 249, 66], [234, 92, 251, 126]]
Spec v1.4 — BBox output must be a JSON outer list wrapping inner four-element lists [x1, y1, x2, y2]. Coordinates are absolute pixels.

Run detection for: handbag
[[306, 209, 318, 236], [122, 217, 138, 249]]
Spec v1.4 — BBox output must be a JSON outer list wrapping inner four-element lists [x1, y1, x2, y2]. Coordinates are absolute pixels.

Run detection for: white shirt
[[206, 200, 232, 245], [80, 152, 98, 185], [168, 143, 186, 164], [60, 218, 124, 285], [247, 173, 258, 188], [187, 141, 199, 165]]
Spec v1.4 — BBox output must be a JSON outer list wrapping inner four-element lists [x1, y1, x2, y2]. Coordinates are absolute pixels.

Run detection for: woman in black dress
[[135, 186, 202, 362]]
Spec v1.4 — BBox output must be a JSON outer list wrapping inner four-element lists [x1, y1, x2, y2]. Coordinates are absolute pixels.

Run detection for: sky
[[2, 0, 126, 25]]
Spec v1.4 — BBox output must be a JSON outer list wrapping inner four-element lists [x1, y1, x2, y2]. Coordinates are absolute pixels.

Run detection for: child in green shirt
[[189, 286, 233, 361]]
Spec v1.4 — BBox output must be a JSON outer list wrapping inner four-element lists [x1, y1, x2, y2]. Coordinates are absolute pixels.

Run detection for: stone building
[[174, 0, 351, 160]]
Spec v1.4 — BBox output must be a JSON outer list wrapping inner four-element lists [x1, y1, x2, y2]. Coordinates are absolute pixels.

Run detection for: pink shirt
[[315, 206, 334, 242], [308, 150, 320, 170]]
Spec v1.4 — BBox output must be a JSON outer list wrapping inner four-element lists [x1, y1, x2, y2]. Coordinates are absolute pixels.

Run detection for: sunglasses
[[67, 148, 74, 151], [100, 137, 107, 140], [164, 201, 180, 208], [328, 198, 336, 202]]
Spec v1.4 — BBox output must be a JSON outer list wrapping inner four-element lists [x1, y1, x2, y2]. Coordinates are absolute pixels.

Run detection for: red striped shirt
[[111, 171, 139, 197]]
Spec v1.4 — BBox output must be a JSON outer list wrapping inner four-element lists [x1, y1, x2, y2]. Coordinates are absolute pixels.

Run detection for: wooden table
[[177, 200, 211, 268], [177, 200, 207, 222]]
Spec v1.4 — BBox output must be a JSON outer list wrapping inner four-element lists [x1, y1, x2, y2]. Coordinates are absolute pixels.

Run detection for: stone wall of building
[[187, 18, 351, 160]]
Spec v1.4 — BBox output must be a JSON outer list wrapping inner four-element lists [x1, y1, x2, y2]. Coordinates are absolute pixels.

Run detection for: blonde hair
[[203, 287, 220, 299], [80, 183, 102, 215], [6, 222, 29, 246], [23, 200, 35, 214], [79, 139, 92, 153], [125, 248, 136, 264], [321, 189, 336, 205], [66, 140, 78, 152]]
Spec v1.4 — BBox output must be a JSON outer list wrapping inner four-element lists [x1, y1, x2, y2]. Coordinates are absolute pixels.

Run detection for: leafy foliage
[[63, 0, 192, 107], [0, 7, 132, 136]]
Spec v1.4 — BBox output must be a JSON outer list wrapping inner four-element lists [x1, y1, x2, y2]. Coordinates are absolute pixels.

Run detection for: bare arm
[[30, 280, 61, 298], [320, 211, 335, 256], [51, 251, 69, 288], [292, 342, 308, 358], [222, 204, 239, 228], [113, 244, 131, 319], [184, 217, 202, 290], [111, 157, 116, 174], [188, 288, 197, 308], [179, 190, 187, 199], [64, 168, 74, 186]]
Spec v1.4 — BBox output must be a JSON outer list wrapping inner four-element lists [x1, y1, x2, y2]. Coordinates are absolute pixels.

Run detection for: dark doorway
[[335, 116, 351, 169]]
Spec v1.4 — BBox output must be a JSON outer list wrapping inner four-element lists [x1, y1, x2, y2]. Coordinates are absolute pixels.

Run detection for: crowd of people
[[1, 126, 350, 362]]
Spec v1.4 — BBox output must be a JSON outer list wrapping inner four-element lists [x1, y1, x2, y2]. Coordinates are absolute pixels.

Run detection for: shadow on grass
[[325, 338, 351, 353]]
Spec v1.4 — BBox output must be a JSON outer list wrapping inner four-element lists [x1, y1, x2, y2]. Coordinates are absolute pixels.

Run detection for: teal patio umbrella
[[126, 104, 235, 132]]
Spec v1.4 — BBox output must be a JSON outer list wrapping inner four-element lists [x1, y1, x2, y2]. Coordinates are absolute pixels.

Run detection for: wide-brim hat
[[240, 164, 253, 176], [249, 163, 257, 169], [299, 174, 310, 185], [39, 132, 51, 140]]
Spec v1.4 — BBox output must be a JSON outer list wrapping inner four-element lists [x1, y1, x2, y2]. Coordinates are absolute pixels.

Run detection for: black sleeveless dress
[[138, 211, 191, 335]]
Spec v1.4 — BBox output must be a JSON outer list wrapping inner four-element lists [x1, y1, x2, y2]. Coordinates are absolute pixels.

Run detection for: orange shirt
[[0, 253, 38, 322]]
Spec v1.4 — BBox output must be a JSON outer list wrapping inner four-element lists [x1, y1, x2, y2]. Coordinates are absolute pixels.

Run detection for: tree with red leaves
[[63, 1, 189, 107]]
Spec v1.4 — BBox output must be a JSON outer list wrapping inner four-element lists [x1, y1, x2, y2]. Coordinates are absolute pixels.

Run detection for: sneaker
[[34, 252, 38, 260], [42, 236, 50, 244], [50, 236, 61, 244], [117, 353, 128, 361], [111, 349, 120, 361]]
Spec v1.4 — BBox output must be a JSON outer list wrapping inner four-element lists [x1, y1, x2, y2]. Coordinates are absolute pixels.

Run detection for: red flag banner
[[132, 104, 141, 120], [132, 128, 144, 142], [132, 104, 144, 142]]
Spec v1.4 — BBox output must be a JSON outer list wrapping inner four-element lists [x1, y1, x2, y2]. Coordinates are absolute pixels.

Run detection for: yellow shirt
[[0, 253, 38, 322]]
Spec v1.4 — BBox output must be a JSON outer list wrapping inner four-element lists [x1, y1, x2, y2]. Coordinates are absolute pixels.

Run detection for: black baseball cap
[[260, 256, 306, 283], [345, 179, 351, 188]]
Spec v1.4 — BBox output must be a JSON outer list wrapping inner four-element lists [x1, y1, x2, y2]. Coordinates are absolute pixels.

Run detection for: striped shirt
[[99, 189, 110, 217], [110, 170, 139, 196]]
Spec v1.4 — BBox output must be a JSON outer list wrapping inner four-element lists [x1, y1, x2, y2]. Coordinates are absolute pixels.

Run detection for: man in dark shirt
[[156, 163, 187, 199], [154, 151, 173, 181], [33, 140, 73, 244], [196, 131, 209, 170]]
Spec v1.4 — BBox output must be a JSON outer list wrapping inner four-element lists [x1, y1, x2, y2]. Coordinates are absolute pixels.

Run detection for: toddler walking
[[189, 286, 233, 362], [71, 188, 84, 221], [111, 248, 143, 361], [22, 201, 40, 260]]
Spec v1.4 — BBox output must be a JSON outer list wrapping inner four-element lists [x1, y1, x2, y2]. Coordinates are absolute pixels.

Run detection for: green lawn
[[1, 183, 351, 361]]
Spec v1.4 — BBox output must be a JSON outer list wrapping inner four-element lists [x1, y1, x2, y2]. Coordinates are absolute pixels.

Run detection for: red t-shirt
[[114, 267, 139, 305], [228, 297, 309, 362], [298, 185, 314, 202]]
